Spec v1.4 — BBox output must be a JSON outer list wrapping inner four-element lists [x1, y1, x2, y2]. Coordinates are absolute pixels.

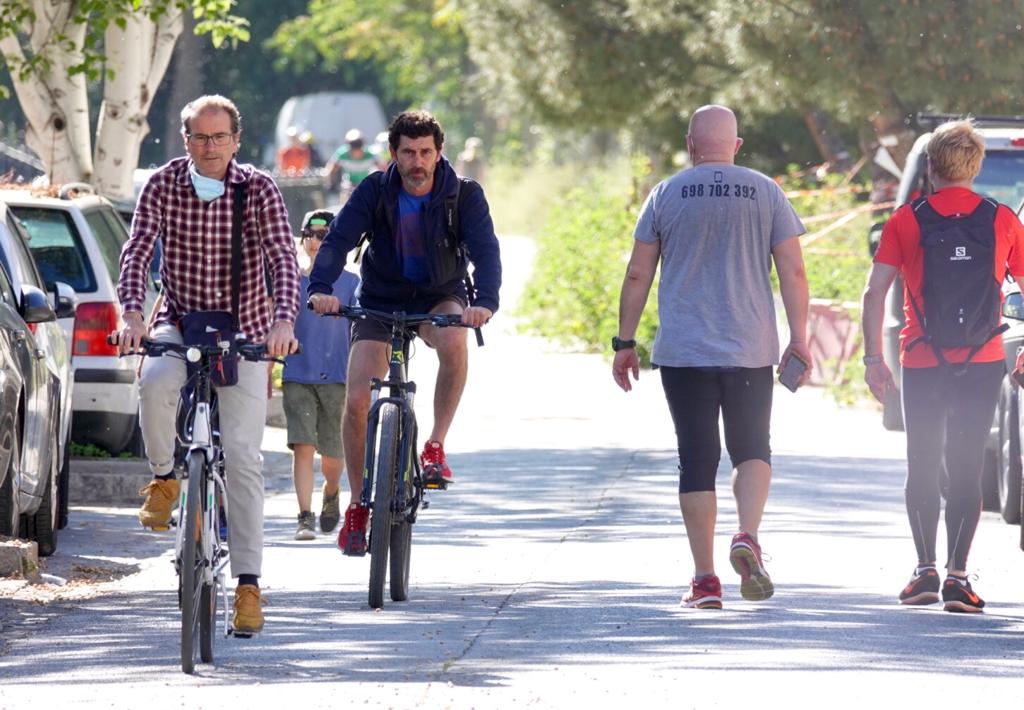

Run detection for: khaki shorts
[[282, 381, 346, 459]]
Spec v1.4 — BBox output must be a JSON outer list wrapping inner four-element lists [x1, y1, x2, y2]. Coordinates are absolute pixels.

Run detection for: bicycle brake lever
[[474, 327, 484, 347]]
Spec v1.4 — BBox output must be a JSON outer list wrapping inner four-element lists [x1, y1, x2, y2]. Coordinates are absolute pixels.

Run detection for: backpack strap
[[446, 177, 478, 303], [230, 181, 246, 331]]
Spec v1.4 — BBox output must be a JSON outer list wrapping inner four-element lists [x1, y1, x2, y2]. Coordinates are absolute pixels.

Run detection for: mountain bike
[[319, 304, 482, 609], [113, 336, 281, 673]]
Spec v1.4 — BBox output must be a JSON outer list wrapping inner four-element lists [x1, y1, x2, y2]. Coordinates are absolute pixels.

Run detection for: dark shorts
[[659, 366, 774, 493], [351, 293, 468, 345]]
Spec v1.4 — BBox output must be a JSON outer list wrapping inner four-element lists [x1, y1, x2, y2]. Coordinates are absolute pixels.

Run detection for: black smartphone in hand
[[779, 353, 809, 393]]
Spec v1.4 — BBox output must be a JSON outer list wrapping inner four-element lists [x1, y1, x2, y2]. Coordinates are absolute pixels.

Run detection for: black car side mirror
[[49, 281, 78, 319], [20, 284, 57, 324]]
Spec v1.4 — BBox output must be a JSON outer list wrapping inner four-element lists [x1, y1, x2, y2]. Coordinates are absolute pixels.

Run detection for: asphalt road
[[1, 235, 1023, 708]]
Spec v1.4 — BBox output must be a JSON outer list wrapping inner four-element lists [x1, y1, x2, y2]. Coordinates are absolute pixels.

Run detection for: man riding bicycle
[[308, 109, 501, 556], [115, 94, 300, 635]]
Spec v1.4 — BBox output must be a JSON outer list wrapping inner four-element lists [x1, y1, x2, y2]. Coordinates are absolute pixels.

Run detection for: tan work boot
[[233, 584, 264, 635], [138, 478, 179, 530]]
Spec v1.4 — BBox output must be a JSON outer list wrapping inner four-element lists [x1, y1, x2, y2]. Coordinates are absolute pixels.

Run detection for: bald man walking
[[612, 105, 811, 609]]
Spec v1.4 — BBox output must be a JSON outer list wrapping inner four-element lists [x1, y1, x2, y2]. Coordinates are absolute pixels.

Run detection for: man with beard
[[308, 110, 501, 556]]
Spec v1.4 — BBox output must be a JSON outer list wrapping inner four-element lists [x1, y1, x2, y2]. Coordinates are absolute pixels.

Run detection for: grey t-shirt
[[634, 164, 805, 368]]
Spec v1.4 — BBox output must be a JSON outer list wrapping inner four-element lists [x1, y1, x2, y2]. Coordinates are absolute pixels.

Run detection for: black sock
[[155, 472, 175, 481], [238, 574, 258, 588]]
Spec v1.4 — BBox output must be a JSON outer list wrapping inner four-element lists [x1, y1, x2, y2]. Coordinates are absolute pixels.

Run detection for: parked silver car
[[1, 186, 157, 455], [0, 200, 74, 555]]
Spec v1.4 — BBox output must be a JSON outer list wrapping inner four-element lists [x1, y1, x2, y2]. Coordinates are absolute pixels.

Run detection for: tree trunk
[[0, 2, 92, 184], [93, 4, 183, 200], [162, 10, 203, 163], [801, 107, 852, 171]]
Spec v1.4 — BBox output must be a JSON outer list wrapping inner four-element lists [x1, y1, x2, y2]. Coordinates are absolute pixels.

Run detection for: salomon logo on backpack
[[908, 196, 1007, 365]]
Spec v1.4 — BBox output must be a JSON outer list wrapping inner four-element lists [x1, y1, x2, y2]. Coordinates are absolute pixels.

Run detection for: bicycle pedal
[[423, 481, 447, 490]]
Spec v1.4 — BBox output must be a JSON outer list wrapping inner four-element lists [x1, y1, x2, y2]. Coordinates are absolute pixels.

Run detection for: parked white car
[[1, 186, 157, 455]]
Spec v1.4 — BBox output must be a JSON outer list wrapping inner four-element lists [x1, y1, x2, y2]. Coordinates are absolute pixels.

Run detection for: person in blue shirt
[[308, 110, 501, 557], [285, 210, 359, 541]]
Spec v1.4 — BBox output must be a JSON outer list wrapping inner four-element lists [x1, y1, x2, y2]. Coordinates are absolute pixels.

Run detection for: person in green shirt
[[324, 129, 379, 203]]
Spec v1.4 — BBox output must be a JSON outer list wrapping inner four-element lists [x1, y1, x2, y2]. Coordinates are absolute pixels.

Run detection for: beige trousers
[[138, 324, 268, 578]]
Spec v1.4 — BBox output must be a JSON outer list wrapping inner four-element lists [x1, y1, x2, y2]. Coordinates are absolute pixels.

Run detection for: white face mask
[[189, 163, 226, 202]]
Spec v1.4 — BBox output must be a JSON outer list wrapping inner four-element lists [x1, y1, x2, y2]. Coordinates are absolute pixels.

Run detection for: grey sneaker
[[294, 511, 316, 541], [320, 487, 341, 533]]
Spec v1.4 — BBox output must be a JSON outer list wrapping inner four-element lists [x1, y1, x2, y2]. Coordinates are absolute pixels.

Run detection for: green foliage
[[268, 0, 478, 131], [720, 1, 1024, 122], [518, 159, 658, 364], [781, 169, 875, 304], [485, 162, 583, 239], [71, 441, 112, 458], [0, 0, 250, 98], [463, 1, 727, 154]]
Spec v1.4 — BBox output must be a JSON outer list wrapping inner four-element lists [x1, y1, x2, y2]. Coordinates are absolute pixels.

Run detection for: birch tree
[[0, 0, 248, 200]]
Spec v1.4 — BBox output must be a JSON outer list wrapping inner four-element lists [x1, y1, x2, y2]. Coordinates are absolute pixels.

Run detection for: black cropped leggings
[[901, 361, 1003, 571]]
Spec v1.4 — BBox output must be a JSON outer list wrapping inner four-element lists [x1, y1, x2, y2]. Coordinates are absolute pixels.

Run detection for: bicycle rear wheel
[[180, 456, 205, 674], [368, 403, 400, 609]]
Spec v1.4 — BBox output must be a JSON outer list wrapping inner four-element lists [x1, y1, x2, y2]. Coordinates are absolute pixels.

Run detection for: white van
[[275, 92, 387, 167]]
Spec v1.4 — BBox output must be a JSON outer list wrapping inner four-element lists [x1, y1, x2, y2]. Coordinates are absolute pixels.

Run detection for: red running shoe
[[681, 574, 723, 609], [421, 440, 454, 488], [729, 531, 774, 601], [337, 503, 369, 556]]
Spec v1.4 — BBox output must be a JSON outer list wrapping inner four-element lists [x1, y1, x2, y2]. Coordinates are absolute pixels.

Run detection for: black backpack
[[355, 171, 478, 302], [907, 196, 1007, 369]]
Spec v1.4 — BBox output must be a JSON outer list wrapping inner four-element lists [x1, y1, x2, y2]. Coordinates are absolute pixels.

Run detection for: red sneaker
[[421, 440, 454, 488], [729, 531, 774, 601], [337, 503, 369, 556], [681, 574, 723, 609]]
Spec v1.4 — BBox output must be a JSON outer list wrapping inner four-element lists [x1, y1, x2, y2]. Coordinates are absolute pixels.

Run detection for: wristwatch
[[612, 336, 637, 352], [863, 353, 884, 365]]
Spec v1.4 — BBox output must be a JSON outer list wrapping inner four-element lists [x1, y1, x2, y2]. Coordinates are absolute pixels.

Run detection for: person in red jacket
[[862, 119, 1024, 613]]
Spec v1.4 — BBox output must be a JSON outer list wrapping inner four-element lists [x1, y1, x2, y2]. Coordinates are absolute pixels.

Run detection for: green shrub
[[518, 169, 659, 364]]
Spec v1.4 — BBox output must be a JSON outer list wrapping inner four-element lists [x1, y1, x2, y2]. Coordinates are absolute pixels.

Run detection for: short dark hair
[[180, 95, 242, 135], [388, 110, 444, 152]]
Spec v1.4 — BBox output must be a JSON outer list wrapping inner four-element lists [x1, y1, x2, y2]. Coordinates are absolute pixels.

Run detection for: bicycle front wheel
[[180, 455, 205, 674], [368, 403, 400, 609]]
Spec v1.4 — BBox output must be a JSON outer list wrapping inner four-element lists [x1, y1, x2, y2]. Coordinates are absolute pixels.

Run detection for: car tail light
[[1011, 138, 1024, 147], [73, 302, 120, 356], [26, 322, 36, 335]]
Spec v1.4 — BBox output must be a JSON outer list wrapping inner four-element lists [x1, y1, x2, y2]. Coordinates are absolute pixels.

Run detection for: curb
[[70, 457, 151, 506]]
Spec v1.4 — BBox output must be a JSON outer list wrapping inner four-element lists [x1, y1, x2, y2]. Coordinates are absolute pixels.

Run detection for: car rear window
[[83, 207, 128, 283], [975, 151, 1024, 210], [10, 206, 97, 292]]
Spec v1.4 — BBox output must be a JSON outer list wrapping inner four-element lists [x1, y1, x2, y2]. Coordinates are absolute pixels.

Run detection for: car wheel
[[0, 419, 20, 537], [26, 433, 59, 556]]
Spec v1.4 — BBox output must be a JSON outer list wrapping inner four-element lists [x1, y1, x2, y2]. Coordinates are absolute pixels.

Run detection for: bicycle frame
[[173, 356, 231, 638]]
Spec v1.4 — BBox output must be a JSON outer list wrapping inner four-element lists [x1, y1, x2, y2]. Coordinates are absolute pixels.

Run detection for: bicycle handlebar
[[106, 334, 295, 362], [307, 301, 485, 347]]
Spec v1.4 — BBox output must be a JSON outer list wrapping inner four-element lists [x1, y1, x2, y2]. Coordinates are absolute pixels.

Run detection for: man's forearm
[[861, 287, 886, 357], [778, 269, 809, 344], [618, 272, 654, 338]]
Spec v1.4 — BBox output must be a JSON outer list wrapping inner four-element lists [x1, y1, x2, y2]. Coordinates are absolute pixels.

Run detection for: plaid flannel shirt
[[118, 158, 299, 340]]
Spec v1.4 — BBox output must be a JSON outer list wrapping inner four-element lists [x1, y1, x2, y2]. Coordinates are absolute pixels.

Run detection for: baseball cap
[[301, 209, 334, 235]]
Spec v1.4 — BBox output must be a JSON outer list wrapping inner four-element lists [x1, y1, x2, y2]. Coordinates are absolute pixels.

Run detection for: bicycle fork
[[361, 380, 422, 522]]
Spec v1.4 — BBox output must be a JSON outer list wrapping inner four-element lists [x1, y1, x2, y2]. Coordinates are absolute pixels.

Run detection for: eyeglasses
[[186, 132, 235, 146], [301, 231, 326, 241]]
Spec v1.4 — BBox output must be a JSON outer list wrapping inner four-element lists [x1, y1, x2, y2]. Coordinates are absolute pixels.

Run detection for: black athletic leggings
[[660, 366, 773, 493], [902, 361, 1003, 571]]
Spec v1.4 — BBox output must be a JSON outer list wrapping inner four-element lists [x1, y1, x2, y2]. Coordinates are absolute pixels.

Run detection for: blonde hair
[[926, 120, 984, 182]]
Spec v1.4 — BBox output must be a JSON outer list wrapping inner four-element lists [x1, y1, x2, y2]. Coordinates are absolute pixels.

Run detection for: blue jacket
[[308, 156, 501, 313]]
